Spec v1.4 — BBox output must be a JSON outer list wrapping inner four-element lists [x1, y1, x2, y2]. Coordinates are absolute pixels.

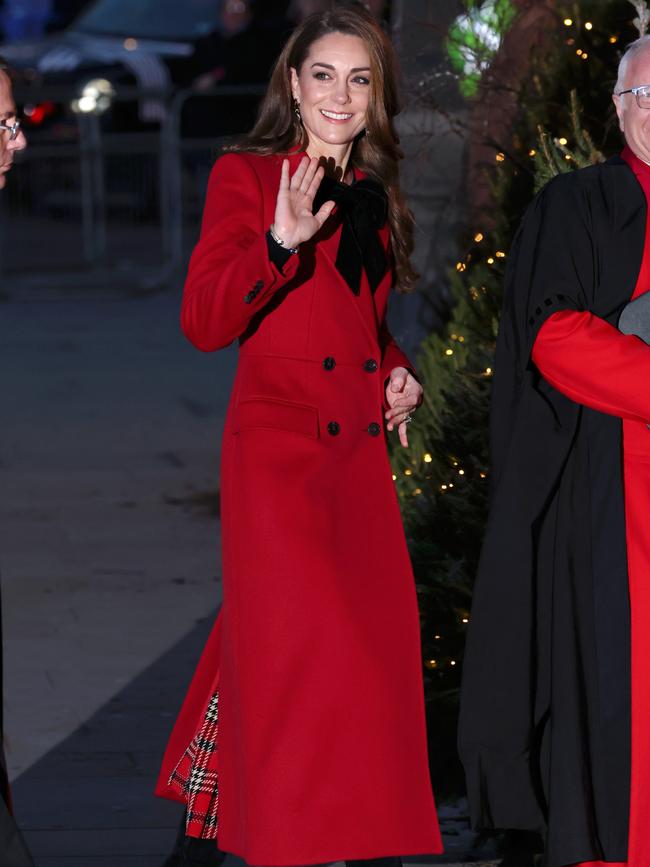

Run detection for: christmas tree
[[393, 0, 646, 793]]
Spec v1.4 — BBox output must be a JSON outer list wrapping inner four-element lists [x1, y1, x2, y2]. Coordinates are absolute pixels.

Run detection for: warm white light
[[77, 95, 97, 113], [72, 78, 115, 115]]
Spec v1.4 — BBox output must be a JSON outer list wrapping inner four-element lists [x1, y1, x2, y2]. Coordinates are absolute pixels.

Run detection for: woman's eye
[[352, 76, 370, 86], [314, 72, 331, 81]]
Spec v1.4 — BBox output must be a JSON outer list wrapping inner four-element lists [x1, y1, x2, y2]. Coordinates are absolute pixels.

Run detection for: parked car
[[2, 0, 290, 139]]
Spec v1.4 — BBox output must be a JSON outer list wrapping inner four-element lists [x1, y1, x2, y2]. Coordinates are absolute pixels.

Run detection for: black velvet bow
[[313, 175, 388, 295]]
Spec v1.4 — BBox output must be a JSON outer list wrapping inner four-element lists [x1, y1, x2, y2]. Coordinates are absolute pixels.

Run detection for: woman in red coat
[[156, 7, 442, 866]]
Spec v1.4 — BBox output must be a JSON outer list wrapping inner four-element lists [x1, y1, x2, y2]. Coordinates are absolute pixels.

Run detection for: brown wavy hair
[[227, 5, 417, 293]]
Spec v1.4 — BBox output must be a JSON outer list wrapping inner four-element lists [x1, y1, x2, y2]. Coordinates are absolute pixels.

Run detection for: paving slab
[[0, 290, 233, 865]]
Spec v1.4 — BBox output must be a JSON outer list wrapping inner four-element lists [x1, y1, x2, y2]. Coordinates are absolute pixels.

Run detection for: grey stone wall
[[388, 0, 468, 357]]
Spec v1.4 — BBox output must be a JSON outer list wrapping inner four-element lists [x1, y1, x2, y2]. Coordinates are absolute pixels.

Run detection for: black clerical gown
[[459, 155, 647, 867]]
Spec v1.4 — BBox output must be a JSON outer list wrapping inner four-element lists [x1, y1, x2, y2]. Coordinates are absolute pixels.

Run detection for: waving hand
[[271, 157, 335, 250]]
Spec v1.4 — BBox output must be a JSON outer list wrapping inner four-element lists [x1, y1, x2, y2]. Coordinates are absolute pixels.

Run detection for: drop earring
[[293, 98, 302, 122]]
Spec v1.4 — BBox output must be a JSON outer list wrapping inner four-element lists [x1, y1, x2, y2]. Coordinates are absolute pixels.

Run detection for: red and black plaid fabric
[[168, 690, 219, 839]]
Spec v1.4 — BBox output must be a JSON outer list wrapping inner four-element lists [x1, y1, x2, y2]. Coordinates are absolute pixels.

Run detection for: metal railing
[[0, 84, 265, 292]]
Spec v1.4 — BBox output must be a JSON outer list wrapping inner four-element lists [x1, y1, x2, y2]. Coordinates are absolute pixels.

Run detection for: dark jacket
[[0, 591, 35, 867], [459, 155, 646, 867]]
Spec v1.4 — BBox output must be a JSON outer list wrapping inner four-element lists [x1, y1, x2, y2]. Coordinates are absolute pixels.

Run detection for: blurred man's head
[[0, 62, 26, 190], [220, 0, 252, 36]]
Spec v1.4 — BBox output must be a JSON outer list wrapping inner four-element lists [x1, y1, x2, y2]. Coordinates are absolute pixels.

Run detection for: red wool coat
[[156, 149, 442, 865]]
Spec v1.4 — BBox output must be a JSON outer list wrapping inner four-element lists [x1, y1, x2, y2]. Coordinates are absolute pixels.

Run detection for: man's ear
[[613, 93, 625, 132]]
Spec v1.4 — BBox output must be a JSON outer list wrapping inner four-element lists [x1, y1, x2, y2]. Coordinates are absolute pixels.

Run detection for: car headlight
[[71, 78, 115, 115]]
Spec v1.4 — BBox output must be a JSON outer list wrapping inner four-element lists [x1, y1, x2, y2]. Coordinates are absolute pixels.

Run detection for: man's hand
[[385, 366, 423, 448]]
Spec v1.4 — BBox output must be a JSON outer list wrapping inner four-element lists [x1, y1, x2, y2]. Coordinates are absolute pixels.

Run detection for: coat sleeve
[[533, 309, 650, 424], [181, 153, 301, 352], [378, 319, 414, 381], [498, 172, 594, 377], [378, 318, 418, 409]]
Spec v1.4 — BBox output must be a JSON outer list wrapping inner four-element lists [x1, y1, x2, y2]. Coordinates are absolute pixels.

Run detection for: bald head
[[615, 35, 650, 93]]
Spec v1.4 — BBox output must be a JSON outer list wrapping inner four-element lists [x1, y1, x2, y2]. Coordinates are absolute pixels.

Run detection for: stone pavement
[[0, 288, 495, 866]]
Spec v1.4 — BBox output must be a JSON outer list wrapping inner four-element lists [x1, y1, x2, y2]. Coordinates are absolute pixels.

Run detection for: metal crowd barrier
[[0, 84, 265, 292]]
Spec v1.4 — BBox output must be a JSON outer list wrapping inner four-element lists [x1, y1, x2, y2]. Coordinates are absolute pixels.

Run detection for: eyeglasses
[[0, 118, 21, 140], [617, 84, 650, 108]]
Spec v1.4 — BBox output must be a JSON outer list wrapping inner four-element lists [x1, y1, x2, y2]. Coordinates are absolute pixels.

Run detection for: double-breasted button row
[[321, 356, 379, 372], [326, 421, 382, 437], [243, 280, 265, 304]]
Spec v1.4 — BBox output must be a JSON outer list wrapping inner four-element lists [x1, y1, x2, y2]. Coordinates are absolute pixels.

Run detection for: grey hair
[[615, 35, 650, 92]]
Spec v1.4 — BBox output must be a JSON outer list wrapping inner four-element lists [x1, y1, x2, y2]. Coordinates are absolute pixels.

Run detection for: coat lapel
[[282, 152, 389, 345], [313, 165, 389, 345]]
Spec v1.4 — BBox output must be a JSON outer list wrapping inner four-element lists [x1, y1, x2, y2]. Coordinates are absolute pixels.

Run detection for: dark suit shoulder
[[522, 157, 641, 243], [536, 156, 636, 204]]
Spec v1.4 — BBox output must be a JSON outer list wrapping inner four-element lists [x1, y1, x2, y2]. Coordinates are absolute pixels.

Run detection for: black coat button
[[243, 293, 253, 304], [368, 422, 381, 437], [327, 421, 340, 436], [254, 280, 264, 290], [364, 358, 378, 373], [323, 356, 336, 371]]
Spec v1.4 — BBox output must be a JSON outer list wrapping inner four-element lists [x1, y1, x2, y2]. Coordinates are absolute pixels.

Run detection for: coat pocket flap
[[233, 398, 320, 439]]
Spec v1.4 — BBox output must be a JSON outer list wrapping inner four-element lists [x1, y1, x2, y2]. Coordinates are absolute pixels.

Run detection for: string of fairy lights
[[396, 5, 636, 678]]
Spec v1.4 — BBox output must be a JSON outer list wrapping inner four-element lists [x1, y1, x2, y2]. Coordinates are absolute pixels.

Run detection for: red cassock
[[155, 149, 443, 865], [532, 146, 650, 867]]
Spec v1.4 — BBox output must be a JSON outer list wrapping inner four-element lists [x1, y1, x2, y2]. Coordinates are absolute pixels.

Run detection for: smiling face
[[0, 70, 26, 189], [290, 31, 371, 164], [614, 47, 650, 164]]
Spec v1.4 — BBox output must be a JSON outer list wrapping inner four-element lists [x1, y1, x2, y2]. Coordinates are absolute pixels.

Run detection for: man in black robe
[[459, 35, 650, 867], [0, 58, 35, 867]]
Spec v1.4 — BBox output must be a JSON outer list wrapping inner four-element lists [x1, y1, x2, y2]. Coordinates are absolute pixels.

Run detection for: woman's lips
[[319, 109, 353, 123]]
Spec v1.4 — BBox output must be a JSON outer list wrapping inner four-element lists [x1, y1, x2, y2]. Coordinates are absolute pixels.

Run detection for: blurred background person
[[188, 0, 293, 138], [192, 0, 292, 91]]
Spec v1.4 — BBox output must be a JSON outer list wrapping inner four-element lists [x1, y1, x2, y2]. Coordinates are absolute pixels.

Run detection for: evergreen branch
[[630, 0, 650, 37]]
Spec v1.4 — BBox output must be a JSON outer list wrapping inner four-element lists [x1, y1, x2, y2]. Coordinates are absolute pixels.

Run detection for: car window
[[73, 0, 221, 40]]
